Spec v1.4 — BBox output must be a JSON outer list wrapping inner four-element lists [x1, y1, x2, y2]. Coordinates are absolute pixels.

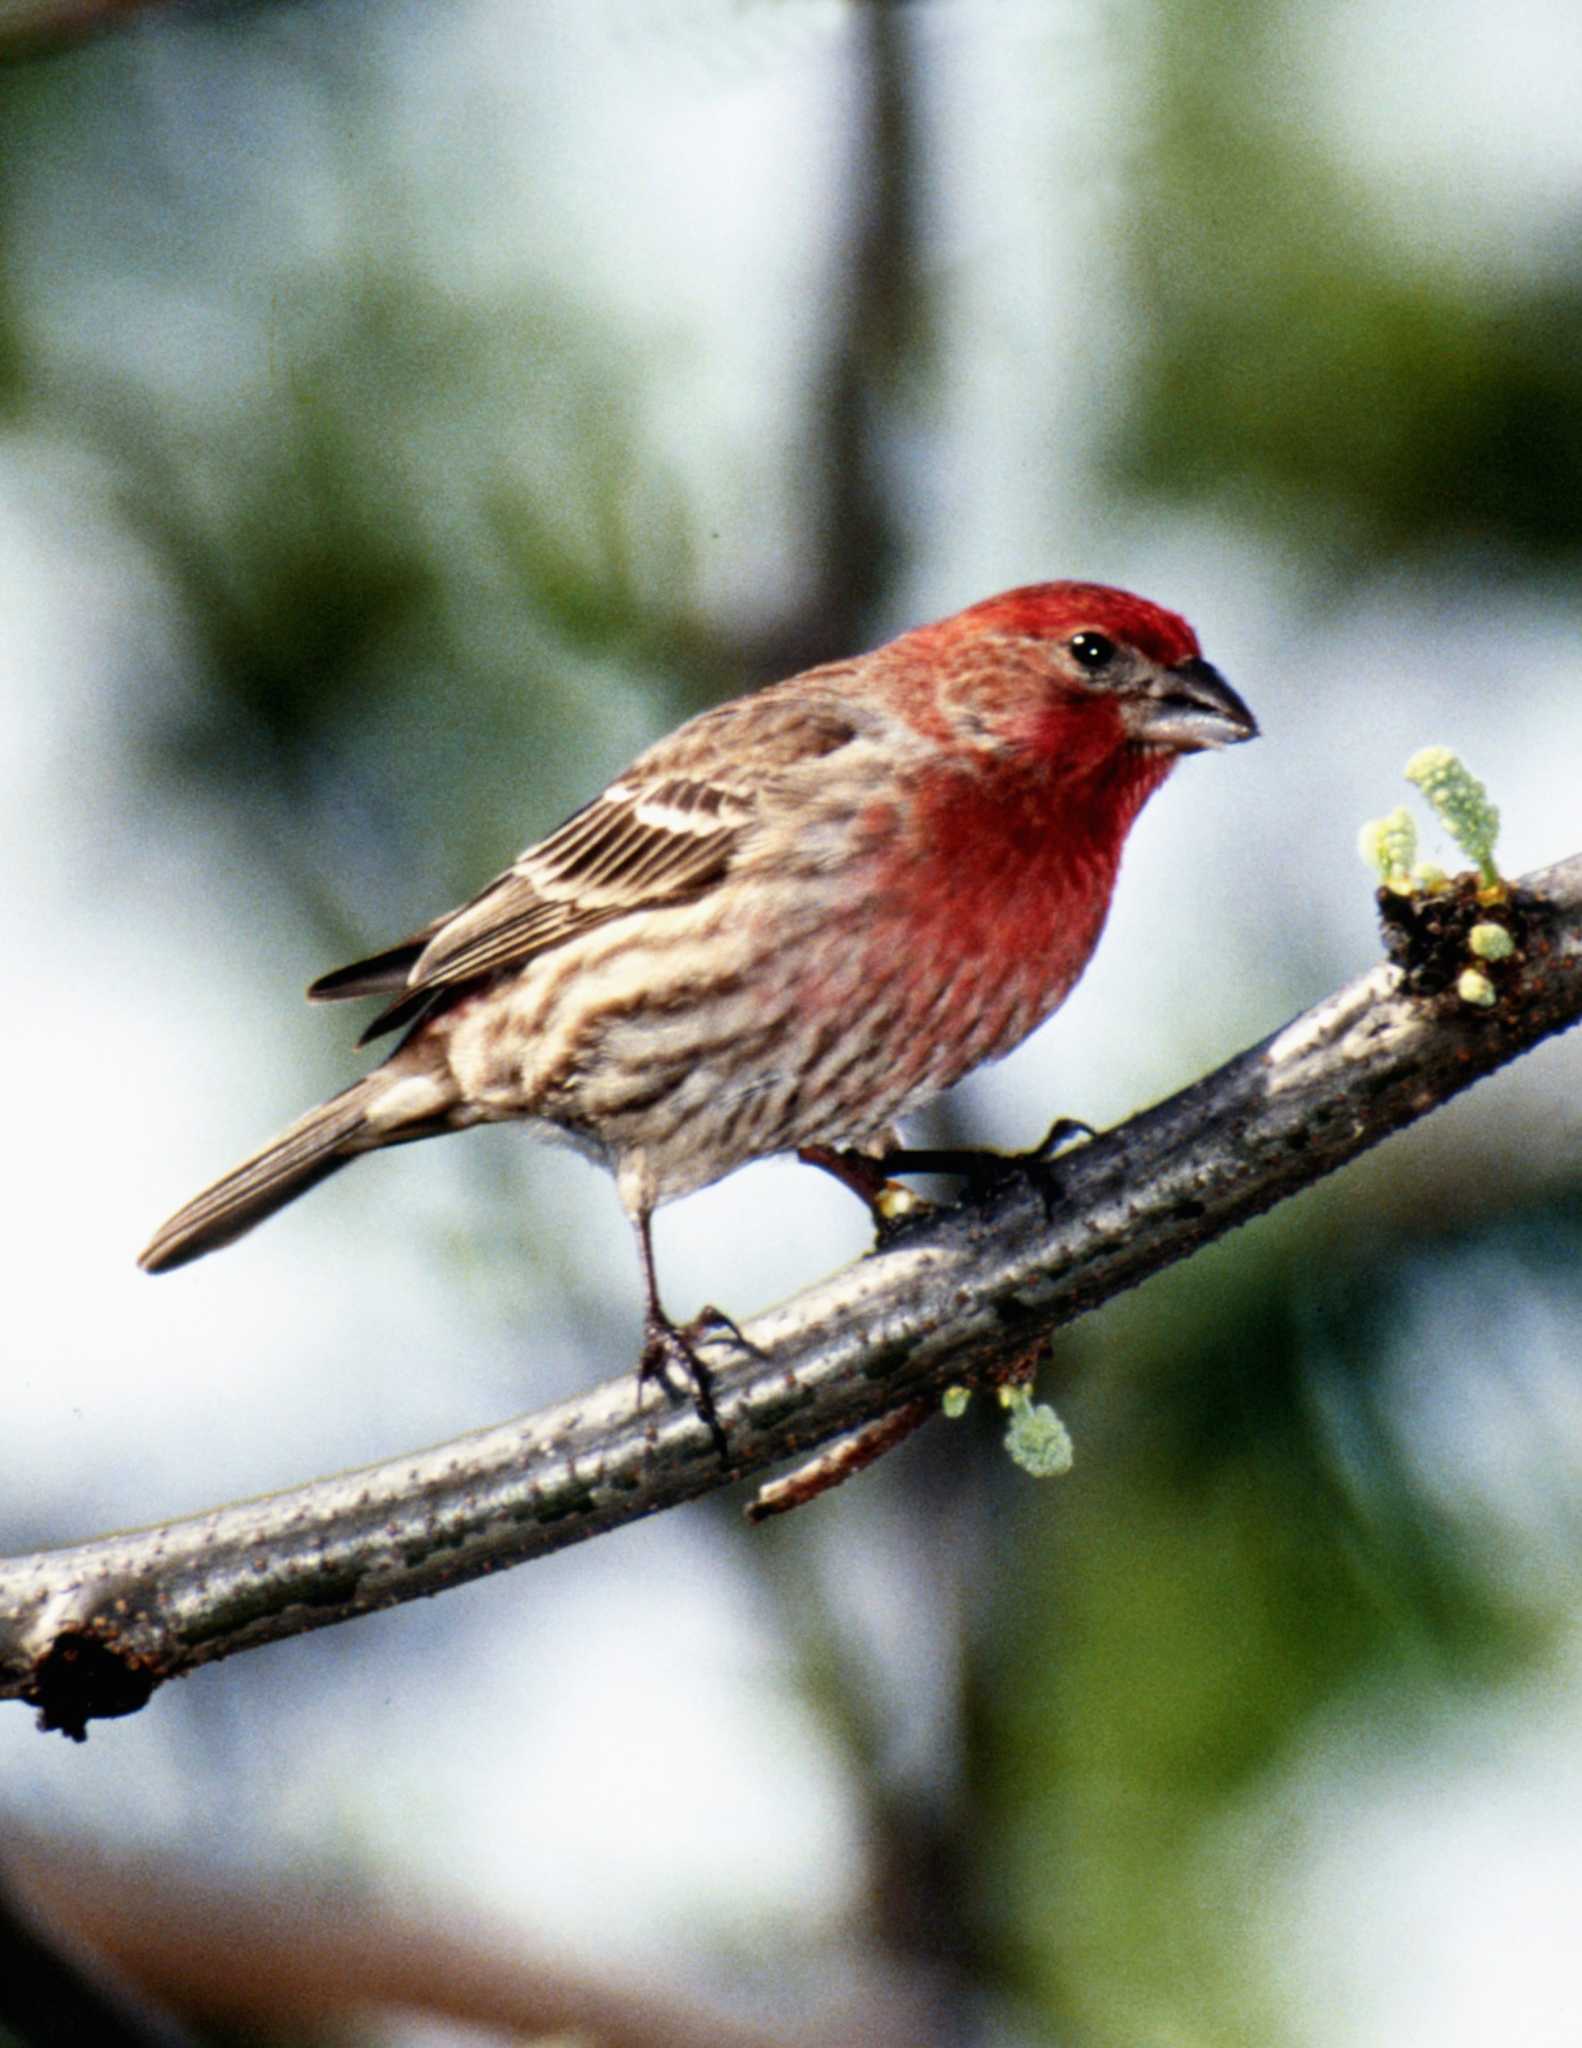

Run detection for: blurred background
[[3, 0, 1582, 2042]]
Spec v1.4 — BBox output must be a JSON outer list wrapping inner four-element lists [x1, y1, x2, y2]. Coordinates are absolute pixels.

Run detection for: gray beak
[[1130, 656, 1259, 753]]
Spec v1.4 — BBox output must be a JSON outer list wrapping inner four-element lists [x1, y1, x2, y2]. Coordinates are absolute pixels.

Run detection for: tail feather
[[138, 1081, 375, 1273], [307, 937, 430, 1003]]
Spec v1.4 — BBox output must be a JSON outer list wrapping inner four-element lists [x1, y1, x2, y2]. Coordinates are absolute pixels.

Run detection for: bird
[[139, 581, 1257, 1442]]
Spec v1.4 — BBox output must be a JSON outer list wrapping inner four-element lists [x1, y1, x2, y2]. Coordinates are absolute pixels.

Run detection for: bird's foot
[[638, 1304, 761, 1463], [797, 1143, 934, 1246], [879, 1116, 1096, 1220]]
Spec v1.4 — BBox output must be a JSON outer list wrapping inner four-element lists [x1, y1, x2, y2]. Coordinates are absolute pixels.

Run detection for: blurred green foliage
[[970, 1192, 1582, 2040], [1116, 0, 1582, 562]]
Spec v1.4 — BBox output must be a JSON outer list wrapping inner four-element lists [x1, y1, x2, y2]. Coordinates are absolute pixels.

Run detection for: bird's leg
[[879, 1116, 1096, 1218], [796, 1139, 933, 1243], [796, 1142, 888, 1206], [631, 1208, 747, 1463]]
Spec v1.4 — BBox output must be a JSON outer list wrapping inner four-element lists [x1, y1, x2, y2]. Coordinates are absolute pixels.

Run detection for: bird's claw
[[1021, 1115, 1096, 1164], [1008, 1117, 1096, 1219], [796, 1142, 932, 1247], [982, 1116, 1095, 1218], [876, 1116, 1096, 1221], [870, 1182, 936, 1245], [638, 1306, 759, 1463], [690, 1302, 764, 1358]]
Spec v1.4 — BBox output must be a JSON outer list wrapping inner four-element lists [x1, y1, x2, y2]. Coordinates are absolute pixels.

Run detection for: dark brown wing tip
[[355, 987, 436, 1046], [307, 942, 426, 1004]]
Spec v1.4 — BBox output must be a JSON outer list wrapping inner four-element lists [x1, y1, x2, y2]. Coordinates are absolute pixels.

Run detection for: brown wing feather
[[308, 925, 445, 1002], [319, 681, 865, 1045], [408, 777, 752, 985]]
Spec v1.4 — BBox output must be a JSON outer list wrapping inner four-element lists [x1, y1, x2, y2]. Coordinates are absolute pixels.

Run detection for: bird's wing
[[307, 922, 449, 1002], [408, 774, 754, 986], [311, 679, 864, 1043]]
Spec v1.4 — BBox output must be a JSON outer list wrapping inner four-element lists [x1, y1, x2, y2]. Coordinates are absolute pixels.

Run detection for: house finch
[[140, 582, 1256, 1439]]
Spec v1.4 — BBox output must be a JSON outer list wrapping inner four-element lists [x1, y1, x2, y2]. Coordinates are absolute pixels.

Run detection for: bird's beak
[[1127, 657, 1259, 753]]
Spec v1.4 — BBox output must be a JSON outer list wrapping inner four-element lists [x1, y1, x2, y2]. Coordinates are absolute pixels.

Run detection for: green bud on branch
[[1358, 806, 1418, 891], [1404, 747, 1503, 889], [997, 1384, 1074, 1478], [1467, 922, 1516, 962]]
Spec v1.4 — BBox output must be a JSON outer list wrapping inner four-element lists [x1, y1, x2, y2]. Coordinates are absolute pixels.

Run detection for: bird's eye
[[1068, 631, 1116, 673]]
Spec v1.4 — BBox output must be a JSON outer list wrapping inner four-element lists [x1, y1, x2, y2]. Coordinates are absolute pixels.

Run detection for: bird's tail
[[139, 1075, 393, 1273]]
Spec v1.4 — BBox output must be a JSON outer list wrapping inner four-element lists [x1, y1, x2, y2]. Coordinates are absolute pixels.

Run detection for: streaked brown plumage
[[140, 582, 1256, 1432]]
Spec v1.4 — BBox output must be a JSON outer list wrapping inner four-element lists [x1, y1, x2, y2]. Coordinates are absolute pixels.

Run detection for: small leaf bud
[[1404, 747, 1502, 888], [1467, 922, 1515, 962], [999, 1384, 1074, 1478], [1358, 807, 1417, 890]]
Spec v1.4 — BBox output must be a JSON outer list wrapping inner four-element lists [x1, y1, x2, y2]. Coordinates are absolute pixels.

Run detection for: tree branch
[[5, 854, 1581, 1736], [8, 1837, 821, 2048]]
